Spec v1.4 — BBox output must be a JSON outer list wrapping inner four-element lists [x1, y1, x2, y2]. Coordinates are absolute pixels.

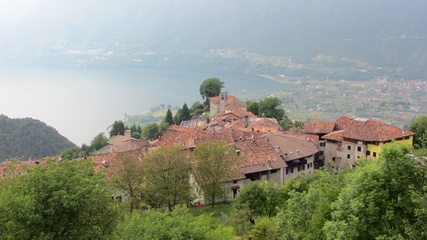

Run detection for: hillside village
[[85, 91, 415, 203]]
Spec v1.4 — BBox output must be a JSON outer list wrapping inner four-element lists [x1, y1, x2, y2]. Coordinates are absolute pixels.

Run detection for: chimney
[[124, 129, 131, 138]]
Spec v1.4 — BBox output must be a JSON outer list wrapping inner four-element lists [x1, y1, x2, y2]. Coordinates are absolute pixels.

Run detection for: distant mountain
[[0, 115, 76, 162], [0, 0, 426, 79]]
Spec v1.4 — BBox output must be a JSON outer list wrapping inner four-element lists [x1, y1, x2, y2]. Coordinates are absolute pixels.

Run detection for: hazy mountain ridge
[[0, 115, 76, 162], [1, 0, 426, 78]]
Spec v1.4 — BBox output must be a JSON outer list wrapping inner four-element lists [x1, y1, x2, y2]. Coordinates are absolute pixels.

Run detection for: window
[[271, 169, 278, 174], [347, 154, 351, 159], [366, 150, 371, 156], [319, 142, 326, 147], [332, 157, 336, 162], [357, 146, 362, 152], [302, 165, 305, 170], [373, 152, 377, 157], [347, 146, 351, 150], [290, 167, 294, 173]]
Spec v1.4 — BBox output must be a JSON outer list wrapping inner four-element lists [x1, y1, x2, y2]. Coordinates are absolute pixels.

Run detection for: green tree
[[199, 78, 224, 109], [258, 97, 285, 121], [279, 116, 294, 131], [250, 217, 278, 240], [182, 103, 191, 121], [110, 154, 145, 212], [234, 181, 284, 218], [192, 141, 238, 211], [110, 120, 126, 137], [164, 108, 174, 125], [323, 143, 422, 239], [90, 132, 108, 151], [60, 147, 85, 160], [114, 206, 234, 239], [246, 100, 259, 116], [159, 120, 170, 134], [190, 101, 205, 116], [143, 145, 192, 211], [409, 115, 427, 148], [173, 108, 184, 126], [277, 169, 346, 240], [0, 159, 119, 239], [141, 123, 159, 140], [228, 203, 253, 238]]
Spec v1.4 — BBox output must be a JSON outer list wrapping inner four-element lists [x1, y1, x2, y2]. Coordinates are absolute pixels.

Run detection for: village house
[[302, 120, 336, 167], [97, 130, 151, 154], [322, 117, 414, 171], [152, 123, 318, 202], [209, 91, 247, 117]]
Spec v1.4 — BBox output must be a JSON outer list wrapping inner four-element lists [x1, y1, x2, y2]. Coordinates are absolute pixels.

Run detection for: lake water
[[0, 66, 283, 145]]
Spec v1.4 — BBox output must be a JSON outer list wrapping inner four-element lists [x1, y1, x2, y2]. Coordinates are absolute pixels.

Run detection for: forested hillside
[[0, 115, 75, 162]]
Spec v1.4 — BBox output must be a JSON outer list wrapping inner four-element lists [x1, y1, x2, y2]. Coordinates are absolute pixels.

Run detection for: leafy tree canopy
[[114, 206, 234, 240], [141, 123, 159, 140], [192, 141, 238, 211], [0, 159, 119, 239], [409, 115, 427, 148], [323, 143, 424, 239], [190, 101, 205, 116], [90, 132, 108, 151], [258, 97, 285, 122], [199, 78, 224, 100], [143, 145, 192, 211]]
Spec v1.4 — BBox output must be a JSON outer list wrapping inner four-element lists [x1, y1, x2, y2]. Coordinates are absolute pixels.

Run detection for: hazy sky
[[0, 67, 200, 145], [1, 0, 426, 146]]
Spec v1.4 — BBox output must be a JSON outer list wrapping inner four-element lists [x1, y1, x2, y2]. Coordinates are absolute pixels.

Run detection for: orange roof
[[233, 137, 286, 174], [282, 128, 319, 147], [335, 116, 353, 130], [303, 120, 335, 134], [342, 119, 414, 142], [322, 130, 344, 142]]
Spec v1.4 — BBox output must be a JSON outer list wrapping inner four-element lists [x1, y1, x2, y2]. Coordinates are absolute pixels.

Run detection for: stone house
[[322, 117, 414, 171]]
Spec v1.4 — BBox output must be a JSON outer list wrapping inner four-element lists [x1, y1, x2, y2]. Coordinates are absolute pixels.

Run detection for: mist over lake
[[0, 66, 282, 145]]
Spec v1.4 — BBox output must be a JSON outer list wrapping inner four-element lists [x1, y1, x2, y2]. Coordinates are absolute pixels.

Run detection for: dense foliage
[[1, 138, 425, 239], [0, 115, 75, 162], [409, 115, 427, 148], [114, 206, 234, 239], [0, 159, 119, 239], [192, 141, 238, 211]]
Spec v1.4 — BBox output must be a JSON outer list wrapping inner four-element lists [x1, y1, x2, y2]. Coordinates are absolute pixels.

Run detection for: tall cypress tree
[[182, 103, 191, 121], [165, 109, 174, 125]]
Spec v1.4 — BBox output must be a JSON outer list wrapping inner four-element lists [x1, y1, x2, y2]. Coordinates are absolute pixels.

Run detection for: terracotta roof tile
[[282, 128, 319, 147], [342, 119, 414, 142], [335, 116, 353, 130], [303, 120, 335, 134], [322, 130, 344, 142]]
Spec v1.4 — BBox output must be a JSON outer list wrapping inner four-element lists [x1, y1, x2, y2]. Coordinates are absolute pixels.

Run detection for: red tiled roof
[[282, 128, 319, 147], [322, 130, 344, 142], [233, 137, 286, 174], [303, 120, 335, 134], [342, 119, 414, 142], [335, 116, 353, 130], [227, 95, 247, 109], [249, 117, 282, 133]]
